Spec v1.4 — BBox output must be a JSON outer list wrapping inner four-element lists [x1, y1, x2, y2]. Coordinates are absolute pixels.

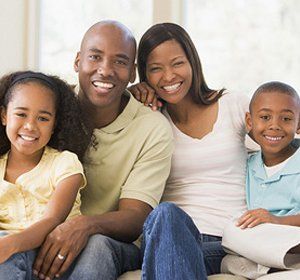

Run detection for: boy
[[238, 81, 300, 229]]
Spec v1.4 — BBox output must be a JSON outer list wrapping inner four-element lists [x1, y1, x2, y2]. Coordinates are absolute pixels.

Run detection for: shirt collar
[[250, 139, 300, 181], [97, 89, 140, 134]]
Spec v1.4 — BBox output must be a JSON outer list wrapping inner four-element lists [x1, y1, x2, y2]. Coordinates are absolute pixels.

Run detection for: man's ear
[[0, 106, 7, 126], [296, 115, 300, 135], [245, 112, 252, 133], [74, 52, 81, 73], [129, 63, 136, 83]]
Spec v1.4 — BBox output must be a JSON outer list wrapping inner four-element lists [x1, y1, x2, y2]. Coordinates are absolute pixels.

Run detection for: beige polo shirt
[[80, 90, 173, 215]]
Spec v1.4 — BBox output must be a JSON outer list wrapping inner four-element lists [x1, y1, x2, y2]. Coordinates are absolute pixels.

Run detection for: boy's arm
[[0, 173, 83, 264], [237, 208, 300, 229]]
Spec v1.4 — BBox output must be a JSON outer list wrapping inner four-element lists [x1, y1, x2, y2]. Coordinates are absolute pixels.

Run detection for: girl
[[0, 71, 91, 278], [129, 23, 253, 279]]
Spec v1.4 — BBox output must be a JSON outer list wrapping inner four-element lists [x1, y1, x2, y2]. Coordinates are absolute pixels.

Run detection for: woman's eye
[[174, 61, 184, 67], [149, 67, 160, 72]]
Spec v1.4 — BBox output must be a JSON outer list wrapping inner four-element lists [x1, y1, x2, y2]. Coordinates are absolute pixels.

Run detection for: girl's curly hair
[[0, 71, 92, 161]]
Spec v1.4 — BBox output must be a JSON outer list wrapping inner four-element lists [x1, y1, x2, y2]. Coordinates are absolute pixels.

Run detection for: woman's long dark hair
[[137, 23, 225, 105]]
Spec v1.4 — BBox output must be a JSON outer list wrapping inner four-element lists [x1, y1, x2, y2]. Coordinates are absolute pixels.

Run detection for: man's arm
[[33, 199, 151, 279], [34, 114, 174, 279]]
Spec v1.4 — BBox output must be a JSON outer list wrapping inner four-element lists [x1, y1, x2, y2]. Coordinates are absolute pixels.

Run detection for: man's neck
[[81, 94, 129, 130]]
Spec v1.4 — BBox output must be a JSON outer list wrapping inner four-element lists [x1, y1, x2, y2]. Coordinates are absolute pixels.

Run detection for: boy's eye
[[282, 117, 292, 121], [260, 115, 270, 120]]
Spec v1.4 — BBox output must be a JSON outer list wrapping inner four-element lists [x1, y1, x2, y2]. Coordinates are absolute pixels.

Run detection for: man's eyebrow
[[87, 48, 130, 61]]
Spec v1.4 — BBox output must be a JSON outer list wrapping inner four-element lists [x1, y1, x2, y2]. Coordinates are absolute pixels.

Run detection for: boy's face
[[246, 91, 300, 165]]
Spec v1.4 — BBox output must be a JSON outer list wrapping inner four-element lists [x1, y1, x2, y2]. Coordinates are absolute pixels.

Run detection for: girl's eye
[[38, 116, 50, 122], [15, 113, 26, 118]]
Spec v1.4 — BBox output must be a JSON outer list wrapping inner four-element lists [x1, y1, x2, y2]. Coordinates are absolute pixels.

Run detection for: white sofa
[[118, 270, 300, 279]]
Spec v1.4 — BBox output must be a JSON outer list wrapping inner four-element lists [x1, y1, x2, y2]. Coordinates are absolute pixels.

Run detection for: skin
[[33, 21, 152, 280], [0, 83, 83, 265], [237, 91, 300, 229], [132, 39, 219, 140], [1, 82, 56, 174]]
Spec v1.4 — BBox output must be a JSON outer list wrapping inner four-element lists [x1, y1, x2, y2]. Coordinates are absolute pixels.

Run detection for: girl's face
[[145, 39, 193, 105], [1, 82, 56, 159]]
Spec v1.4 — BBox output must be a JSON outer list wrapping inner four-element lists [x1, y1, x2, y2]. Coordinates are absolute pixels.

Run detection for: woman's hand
[[236, 208, 280, 229], [128, 82, 163, 111]]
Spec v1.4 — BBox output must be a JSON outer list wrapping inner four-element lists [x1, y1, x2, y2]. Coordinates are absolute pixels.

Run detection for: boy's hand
[[236, 208, 279, 229]]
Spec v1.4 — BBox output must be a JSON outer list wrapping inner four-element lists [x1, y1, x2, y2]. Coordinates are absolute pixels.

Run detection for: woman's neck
[[166, 96, 206, 124]]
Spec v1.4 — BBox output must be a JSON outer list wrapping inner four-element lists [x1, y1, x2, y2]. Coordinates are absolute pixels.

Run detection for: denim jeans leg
[[61, 234, 141, 280], [201, 234, 226, 275], [0, 231, 37, 280], [141, 202, 207, 280]]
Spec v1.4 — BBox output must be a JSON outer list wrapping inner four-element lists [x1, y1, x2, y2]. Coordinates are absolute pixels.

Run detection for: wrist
[[4, 234, 20, 255]]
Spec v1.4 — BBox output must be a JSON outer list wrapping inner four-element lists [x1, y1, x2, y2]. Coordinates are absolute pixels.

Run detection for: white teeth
[[20, 135, 36, 141], [265, 136, 282, 141], [163, 83, 181, 92], [93, 81, 114, 89]]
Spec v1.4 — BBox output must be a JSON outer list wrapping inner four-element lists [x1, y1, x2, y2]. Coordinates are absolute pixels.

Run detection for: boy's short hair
[[250, 81, 300, 112]]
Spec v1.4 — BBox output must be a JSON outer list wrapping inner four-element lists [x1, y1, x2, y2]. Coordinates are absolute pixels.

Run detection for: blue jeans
[[0, 233, 141, 280], [141, 202, 226, 280]]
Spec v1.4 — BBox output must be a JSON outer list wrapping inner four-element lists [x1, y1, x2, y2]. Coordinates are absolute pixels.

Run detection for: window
[[184, 0, 300, 95], [39, 0, 152, 83]]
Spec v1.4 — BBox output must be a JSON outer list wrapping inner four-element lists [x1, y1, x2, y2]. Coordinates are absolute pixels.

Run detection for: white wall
[[0, 0, 26, 76]]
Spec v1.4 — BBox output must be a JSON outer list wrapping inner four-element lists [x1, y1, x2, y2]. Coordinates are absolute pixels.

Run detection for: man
[[33, 21, 173, 279]]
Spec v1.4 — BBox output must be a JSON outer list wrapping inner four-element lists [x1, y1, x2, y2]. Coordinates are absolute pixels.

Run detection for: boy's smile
[[246, 91, 300, 166]]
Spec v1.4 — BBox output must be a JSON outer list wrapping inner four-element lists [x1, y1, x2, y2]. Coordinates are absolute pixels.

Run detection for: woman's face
[[145, 39, 193, 105]]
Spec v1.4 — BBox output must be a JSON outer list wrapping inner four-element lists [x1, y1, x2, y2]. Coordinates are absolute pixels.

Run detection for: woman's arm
[[0, 173, 83, 264], [128, 82, 163, 111]]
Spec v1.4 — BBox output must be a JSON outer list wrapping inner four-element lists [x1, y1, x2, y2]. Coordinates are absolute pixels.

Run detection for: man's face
[[74, 24, 136, 109]]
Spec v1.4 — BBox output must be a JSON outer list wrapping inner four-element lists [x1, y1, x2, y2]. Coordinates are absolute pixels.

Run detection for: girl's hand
[[236, 208, 279, 229], [0, 236, 15, 264], [128, 82, 163, 111]]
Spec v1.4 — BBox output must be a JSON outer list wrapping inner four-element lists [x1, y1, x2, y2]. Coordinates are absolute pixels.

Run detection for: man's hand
[[236, 208, 279, 229], [33, 215, 90, 279]]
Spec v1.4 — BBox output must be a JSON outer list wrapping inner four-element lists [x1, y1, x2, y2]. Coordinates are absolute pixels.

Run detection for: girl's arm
[[0, 173, 83, 263]]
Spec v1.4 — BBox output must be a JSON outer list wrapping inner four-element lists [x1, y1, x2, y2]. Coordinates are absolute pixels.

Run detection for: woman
[[129, 23, 251, 280]]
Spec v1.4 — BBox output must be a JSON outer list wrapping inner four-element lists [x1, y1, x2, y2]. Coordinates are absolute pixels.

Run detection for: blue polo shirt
[[246, 139, 300, 216]]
